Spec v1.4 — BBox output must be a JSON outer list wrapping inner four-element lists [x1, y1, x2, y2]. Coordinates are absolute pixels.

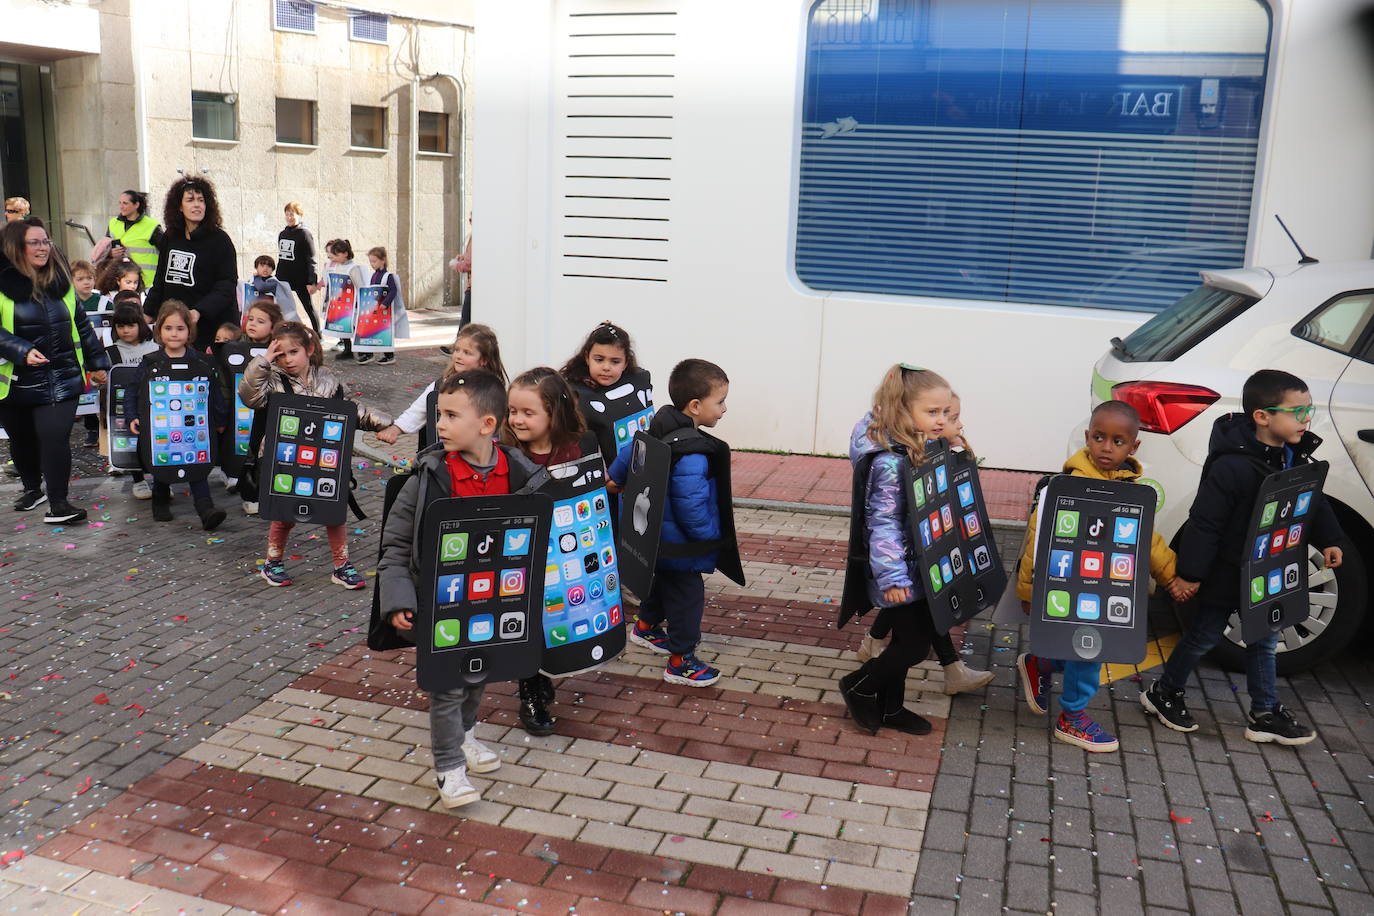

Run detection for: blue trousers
[[1038, 657, 1100, 713], [1160, 592, 1278, 712]]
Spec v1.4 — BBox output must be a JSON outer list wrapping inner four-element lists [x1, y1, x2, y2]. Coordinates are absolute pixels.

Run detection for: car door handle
[[1359, 429, 1374, 443]]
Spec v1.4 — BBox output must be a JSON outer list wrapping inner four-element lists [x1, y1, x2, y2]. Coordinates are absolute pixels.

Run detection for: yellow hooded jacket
[[1016, 447, 1177, 602]]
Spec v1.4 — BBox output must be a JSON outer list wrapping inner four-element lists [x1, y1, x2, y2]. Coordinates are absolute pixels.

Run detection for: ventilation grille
[[273, 0, 315, 33], [350, 10, 389, 43], [557, 3, 676, 283]]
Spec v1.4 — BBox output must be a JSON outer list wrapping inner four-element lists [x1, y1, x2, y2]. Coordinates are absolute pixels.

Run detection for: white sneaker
[[943, 660, 995, 695], [435, 766, 480, 808], [242, 500, 259, 515], [225, 476, 238, 492], [131, 481, 153, 500], [461, 734, 501, 773]]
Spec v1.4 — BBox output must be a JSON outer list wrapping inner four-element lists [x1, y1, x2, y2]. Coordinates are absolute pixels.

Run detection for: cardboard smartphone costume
[[538, 453, 626, 676], [1029, 475, 1155, 664], [1239, 461, 1330, 643], [417, 493, 553, 691], [617, 432, 671, 597], [257, 392, 357, 526], [352, 285, 393, 352], [140, 362, 217, 484], [576, 368, 654, 463], [323, 272, 357, 336], [105, 365, 142, 471], [949, 450, 1009, 612], [421, 387, 439, 453], [216, 342, 264, 479]]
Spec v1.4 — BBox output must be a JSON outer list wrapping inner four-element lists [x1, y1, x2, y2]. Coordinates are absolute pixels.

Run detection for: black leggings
[[0, 399, 80, 503], [870, 602, 959, 665], [859, 599, 938, 686], [289, 279, 322, 337]]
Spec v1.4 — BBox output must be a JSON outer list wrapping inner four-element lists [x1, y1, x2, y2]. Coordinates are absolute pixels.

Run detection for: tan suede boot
[[942, 659, 995, 695]]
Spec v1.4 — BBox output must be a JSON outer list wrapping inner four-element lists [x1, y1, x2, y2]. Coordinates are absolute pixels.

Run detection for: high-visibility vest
[[0, 287, 85, 400], [107, 215, 160, 286]]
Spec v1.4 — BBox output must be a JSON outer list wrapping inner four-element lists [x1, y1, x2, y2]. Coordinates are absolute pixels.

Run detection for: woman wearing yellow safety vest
[[0, 219, 110, 524], [91, 190, 163, 287]]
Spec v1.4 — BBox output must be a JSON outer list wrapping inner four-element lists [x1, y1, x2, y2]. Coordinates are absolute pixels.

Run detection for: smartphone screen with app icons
[[538, 452, 626, 676], [947, 450, 1008, 615], [216, 342, 264, 478], [1239, 461, 1328, 643], [257, 392, 356, 526], [142, 364, 217, 483], [902, 442, 982, 632], [106, 366, 143, 471], [1029, 476, 1155, 664], [416, 493, 552, 691]]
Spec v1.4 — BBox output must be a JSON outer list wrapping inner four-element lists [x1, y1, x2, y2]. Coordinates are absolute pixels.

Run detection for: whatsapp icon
[[1054, 510, 1080, 539], [440, 533, 469, 562]]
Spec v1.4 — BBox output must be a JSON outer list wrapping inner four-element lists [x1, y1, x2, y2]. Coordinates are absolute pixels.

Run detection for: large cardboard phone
[[351, 285, 394, 352], [216, 342, 264, 479], [105, 365, 142, 471], [257, 392, 356, 526], [140, 364, 216, 484], [538, 453, 625, 676], [417, 493, 553, 691], [616, 432, 671, 597], [1240, 462, 1329, 643], [323, 272, 357, 337], [949, 450, 1009, 612], [1029, 476, 1155, 665], [579, 369, 654, 462]]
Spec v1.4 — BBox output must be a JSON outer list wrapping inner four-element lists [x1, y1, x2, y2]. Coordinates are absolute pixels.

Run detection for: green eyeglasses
[[1264, 404, 1317, 422]]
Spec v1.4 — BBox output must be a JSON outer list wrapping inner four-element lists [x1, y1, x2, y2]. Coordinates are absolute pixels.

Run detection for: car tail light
[[1111, 381, 1220, 434]]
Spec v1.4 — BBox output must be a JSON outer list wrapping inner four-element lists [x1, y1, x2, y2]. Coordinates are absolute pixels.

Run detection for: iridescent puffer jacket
[[850, 412, 924, 607]]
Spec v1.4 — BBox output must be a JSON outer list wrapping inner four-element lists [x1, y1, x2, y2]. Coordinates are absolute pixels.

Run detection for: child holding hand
[[1016, 400, 1188, 752], [239, 321, 392, 588], [376, 324, 506, 448], [373, 369, 542, 808]]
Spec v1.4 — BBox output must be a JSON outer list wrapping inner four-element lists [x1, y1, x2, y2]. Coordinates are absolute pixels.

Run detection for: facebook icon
[[1049, 549, 1074, 579], [436, 574, 465, 605]]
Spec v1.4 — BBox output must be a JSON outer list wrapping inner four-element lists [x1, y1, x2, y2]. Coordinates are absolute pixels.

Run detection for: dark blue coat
[[0, 252, 109, 407]]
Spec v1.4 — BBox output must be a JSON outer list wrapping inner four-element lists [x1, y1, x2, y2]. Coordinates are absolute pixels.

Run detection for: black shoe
[[355, 353, 374, 365], [1141, 680, 1199, 733], [881, 706, 933, 736], [151, 495, 173, 522], [1245, 705, 1315, 746], [43, 502, 87, 524], [83, 429, 99, 447], [518, 677, 556, 737], [13, 489, 45, 511], [839, 670, 882, 735], [195, 499, 226, 531], [375, 353, 395, 365]]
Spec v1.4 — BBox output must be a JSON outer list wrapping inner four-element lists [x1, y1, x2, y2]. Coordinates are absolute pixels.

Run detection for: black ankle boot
[[518, 676, 556, 736], [536, 672, 556, 705], [879, 677, 932, 736], [839, 669, 882, 735], [151, 493, 173, 522], [195, 498, 226, 531]]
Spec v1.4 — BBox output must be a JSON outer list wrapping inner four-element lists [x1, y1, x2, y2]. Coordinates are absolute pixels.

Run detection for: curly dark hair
[[162, 176, 223, 237], [559, 320, 639, 388]]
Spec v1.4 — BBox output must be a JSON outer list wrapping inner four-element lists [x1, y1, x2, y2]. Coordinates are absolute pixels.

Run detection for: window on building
[[192, 91, 237, 142], [351, 104, 387, 149], [273, 0, 315, 33], [419, 112, 449, 154], [797, 0, 1273, 313], [350, 10, 389, 43], [275, 98, 317, 145]]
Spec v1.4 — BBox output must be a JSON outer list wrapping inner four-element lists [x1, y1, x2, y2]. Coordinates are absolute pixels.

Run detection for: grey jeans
[[429, 684, 485, 771]]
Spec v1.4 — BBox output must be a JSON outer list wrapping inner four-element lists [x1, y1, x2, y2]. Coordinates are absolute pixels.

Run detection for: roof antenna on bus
[[1275, 214, 1318, 265]]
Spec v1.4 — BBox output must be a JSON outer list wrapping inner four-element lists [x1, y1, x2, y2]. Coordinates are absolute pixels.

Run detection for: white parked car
[[1082, 258, 1374, 673]]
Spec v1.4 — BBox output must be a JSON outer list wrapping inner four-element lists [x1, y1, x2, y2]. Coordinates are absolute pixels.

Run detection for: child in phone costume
[[608, 359, 743, 687], [1142, 370, 1344, 747], [370, 370, 544, 809], [1016, 401, 1183, 752]]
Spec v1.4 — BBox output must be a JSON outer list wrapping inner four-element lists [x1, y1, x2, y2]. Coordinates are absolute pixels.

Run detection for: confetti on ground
[[1170, 811, 1193, 824]]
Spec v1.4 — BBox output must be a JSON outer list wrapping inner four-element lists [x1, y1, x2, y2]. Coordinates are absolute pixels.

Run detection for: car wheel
[[1201, 540, 1368, 676]]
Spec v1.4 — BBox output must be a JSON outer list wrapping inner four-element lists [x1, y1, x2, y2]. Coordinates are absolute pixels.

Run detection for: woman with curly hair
[[143, 175, 238, 350]]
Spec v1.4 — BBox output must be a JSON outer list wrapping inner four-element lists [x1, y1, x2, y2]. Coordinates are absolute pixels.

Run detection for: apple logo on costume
[[633, 490, 652, 536]]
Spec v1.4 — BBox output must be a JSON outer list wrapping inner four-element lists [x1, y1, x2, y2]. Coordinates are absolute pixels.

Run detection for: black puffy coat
[[0, 252, 110, 407], [1177, 413, 1344, 591]]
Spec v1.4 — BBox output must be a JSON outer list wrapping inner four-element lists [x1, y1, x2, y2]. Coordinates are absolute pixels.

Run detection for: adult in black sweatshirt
[[143, 176, 238, 351], [276, 202, 320, 336]]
